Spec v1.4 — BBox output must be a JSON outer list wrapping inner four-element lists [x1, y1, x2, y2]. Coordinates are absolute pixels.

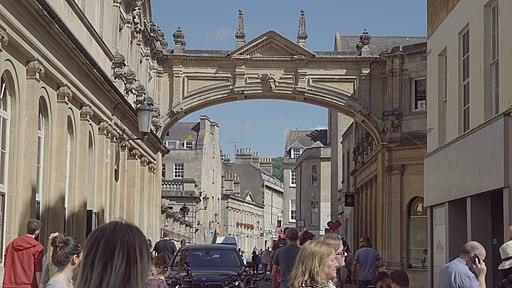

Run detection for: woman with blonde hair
[[318, 234, 347, 287], [288, 240, 340, 288], [75, 220, 151, 288]]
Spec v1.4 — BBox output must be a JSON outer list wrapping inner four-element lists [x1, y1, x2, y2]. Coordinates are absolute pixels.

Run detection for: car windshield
[[185, 249, 241, 267]]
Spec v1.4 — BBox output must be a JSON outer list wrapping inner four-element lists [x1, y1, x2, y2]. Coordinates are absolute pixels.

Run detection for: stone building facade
[[0, 1, 167, 280], [161, 115, 222, 245], [340, 42, 428, 286], [295, 145, 332, 235], [223, 149, 284, 249], [283, 128, 330, 234], [221, 172, 265, 251], [328, 112, 354, 243], [425, 0, 512, 286]]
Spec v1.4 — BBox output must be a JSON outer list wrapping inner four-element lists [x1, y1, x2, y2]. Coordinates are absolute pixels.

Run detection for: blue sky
[[151, 0, 426, 157]]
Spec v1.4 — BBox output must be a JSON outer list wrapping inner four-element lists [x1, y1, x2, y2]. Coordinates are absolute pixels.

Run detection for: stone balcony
[[161, 179, 201, 201]]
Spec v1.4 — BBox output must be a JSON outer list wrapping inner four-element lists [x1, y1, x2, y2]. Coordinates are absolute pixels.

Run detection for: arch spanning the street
[[159, 30, 385, 144]]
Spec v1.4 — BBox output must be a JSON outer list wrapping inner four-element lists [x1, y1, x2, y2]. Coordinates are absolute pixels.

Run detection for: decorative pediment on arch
[[228, 30, 315, 58]]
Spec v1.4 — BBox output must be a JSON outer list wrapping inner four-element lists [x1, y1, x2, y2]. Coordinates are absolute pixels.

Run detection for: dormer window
[[165, 140, 178, 150], [291, 147, 302, 158], [182, 140, 193, 149]]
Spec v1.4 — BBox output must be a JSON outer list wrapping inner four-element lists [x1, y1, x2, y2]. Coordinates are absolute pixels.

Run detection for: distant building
[[295, 144, 331, 235], [283, 129, 329, 233], [223, 148, 283, 249], [161, 115, 222, 245], [221, 168, 265, 251]]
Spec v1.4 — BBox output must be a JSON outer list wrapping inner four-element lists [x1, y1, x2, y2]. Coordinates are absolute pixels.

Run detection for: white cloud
[[209, 28, 234, 41], [244, 121, 262, 130]]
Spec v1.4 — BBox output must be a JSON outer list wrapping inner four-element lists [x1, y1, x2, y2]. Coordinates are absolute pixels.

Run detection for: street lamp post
[[114, 97, 156, 182], [179, 193, 209, 244]]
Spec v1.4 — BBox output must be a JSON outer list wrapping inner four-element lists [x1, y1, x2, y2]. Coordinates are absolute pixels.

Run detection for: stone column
[[371, 177, 377, 243], [21, 59, 44, 223], [108, 129, 120, 220], [124, 145, 139, 222], [148, 162, 157, 239], [49, 85, 73, 233], [139, 157, 148, 228], [96, 122, 108, 224], [70, 105, 94, 242]]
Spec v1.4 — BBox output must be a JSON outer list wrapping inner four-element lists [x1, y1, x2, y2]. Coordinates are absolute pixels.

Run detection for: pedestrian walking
[[40, 232, 61, 288], [3, 218, 44, 288], [270, 227, 289, 274], [496, 240, 512, 288], [389, 270, 409, 288], [152, 229, 177, 264], [75, 220, 151, 288], [351, 237, 384, 288], [252, 251, 261, 275], [299, 230, 315, 246], [261, 248, 271, 280], [146, 254, 168, 288], [241, 250, 247, 265], [438, 241, 486, 288], [46, 234, 82, 288], [272, 227, 300, 288], [368, 271, 391, 288], [288, 240, 340, 288], [318, 234, 347, 288]]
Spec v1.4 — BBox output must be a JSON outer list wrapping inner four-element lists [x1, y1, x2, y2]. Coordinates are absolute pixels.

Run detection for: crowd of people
[[2, 219, 158, 288], [265, 227, 406, 288], [4, 218, 512, 288]]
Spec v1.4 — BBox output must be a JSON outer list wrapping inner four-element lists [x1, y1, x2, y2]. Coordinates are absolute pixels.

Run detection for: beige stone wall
[[296, 147, 331, 235], [341, 44, 427, 286], [223, 197, 264, 251], [427, 0, 512, 153], [0, 1, 166, 282]]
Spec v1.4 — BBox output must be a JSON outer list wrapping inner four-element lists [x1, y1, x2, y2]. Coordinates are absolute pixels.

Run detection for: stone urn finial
[[173, 26, 186, 54]]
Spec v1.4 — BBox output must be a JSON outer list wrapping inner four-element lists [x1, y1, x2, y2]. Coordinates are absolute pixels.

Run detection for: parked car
[[167, 244, 251, 288]]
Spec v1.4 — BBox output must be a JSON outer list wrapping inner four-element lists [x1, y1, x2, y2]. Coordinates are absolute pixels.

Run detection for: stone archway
[[159, 30, 389, 145]]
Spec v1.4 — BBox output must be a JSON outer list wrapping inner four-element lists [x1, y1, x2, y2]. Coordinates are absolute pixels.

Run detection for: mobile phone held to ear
[[471, 254, 481, 265]]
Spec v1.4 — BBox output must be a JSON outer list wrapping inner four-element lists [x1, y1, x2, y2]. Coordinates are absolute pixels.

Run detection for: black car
[[167, 244, 251, 288]]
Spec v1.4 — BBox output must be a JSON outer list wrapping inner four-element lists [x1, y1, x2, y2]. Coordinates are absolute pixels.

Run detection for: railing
[[162, 190, 199, 198]]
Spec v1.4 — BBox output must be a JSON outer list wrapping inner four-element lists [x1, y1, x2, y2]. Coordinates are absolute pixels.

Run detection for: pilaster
[[139, 156, 148, 228], [22, 59, 44, 219], [96, 122, 108, 224], [72, 105, 94, 242], [50, 85, 74, 233]]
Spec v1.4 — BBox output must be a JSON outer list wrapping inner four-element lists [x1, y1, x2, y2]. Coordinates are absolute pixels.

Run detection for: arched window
[[36, 99, 49, 220], [0, 75, 11, 263], [408, 197, 427, 269], [64, 116, 74, 233], [87, 131, 95, 208]]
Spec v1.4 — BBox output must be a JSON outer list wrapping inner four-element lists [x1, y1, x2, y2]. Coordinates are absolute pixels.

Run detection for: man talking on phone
[[438, 241, 487, 288]]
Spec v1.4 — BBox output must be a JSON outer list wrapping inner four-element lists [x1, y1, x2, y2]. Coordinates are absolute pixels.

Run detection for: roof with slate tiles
[[284, 129, 328, 154], [334, 33, 426, 56], [164, 122, 200, 141]]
